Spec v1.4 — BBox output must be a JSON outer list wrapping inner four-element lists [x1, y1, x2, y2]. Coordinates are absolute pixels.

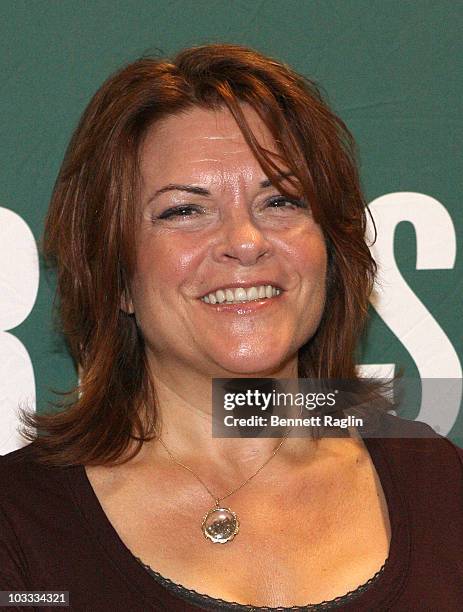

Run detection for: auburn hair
[[20, 43, 381, 466]]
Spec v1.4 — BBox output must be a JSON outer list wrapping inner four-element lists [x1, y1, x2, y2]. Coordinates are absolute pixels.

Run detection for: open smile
[[199, 285, 284, 314], [200, 284, 282, 305]]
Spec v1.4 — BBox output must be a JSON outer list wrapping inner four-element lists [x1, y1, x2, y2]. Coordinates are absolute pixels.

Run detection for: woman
[[0, 44, 462, 611]]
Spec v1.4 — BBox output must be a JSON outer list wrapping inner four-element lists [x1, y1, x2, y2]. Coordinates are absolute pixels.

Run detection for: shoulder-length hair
[[20, 43, 379, 466]]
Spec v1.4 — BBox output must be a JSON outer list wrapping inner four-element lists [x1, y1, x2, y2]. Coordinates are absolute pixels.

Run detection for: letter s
[[363, 192, 461, 435], [0, 207, 39, 454]]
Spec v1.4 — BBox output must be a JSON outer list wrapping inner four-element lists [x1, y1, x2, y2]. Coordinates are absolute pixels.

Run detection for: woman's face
[[128, 105, 327, 379]]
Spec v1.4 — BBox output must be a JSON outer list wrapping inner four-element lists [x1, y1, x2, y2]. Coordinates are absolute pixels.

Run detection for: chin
[[211, 346, 293, 377]]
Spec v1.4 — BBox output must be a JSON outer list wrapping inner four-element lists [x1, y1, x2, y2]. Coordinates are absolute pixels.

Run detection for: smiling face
[[128, 105, 327, 380]]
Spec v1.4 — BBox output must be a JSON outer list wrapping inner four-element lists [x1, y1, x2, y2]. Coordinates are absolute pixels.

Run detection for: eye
[[156, 204, 204, 220], [265, 195, 308, 210]]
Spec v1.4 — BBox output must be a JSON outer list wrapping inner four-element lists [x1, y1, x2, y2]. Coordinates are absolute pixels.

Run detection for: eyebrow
[[152, 184, 210, 198], [151, 173, 297, 200]]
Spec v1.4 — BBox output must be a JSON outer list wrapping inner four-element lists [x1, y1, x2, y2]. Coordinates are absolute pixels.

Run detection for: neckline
[[136, 556, 387, 610], [66, 435, 410, 610]]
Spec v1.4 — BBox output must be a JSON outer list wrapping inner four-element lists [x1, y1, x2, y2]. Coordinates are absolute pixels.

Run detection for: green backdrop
[[1, 0, 461, 453]]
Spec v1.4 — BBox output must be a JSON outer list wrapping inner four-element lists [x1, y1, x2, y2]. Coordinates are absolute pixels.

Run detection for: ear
[[120, 289, 134, 315]]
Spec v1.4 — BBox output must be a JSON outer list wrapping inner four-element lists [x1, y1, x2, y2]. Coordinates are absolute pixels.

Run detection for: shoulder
[[365, 413, 463, 495], [0, 442, 43, 482], [374, 412, 462, 450], [1, 442, 52, 482], [0, 442, 79, 515]]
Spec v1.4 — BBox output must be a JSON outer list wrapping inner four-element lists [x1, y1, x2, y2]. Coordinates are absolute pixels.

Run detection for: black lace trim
[[135, 556, 387, 611]]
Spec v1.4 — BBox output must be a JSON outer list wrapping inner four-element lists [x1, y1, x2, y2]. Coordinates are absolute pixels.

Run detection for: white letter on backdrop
[[364, 192, 461, 434], [0, 207, 39, 454]]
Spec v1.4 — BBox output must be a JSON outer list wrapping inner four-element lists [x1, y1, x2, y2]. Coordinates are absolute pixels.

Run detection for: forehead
[[139, 105, 280, 186]]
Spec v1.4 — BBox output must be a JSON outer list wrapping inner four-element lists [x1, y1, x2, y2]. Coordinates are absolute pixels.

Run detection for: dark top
[[134, 556, 387, 610], [1, 413, 462, 611]]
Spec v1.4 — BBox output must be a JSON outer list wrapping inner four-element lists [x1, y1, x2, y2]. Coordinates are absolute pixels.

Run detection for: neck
[[136, 352, 318, 475]]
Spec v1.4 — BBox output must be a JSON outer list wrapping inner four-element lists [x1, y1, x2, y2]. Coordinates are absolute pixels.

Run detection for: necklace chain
[[158, 405, 303, 506]]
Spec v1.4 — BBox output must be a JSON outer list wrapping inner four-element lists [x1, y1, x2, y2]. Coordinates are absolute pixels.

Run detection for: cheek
[[134, 233, 198, 291], [289, 230, 327, 281]]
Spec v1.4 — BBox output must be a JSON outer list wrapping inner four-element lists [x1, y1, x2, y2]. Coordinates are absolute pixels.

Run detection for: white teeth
[[201, 284, 282, 304], [246, 286, 258, 300], [234, 287, 247, 301]]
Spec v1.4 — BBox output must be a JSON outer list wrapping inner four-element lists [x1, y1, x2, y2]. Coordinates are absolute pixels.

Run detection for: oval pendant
[[201, 506, 239, 543]]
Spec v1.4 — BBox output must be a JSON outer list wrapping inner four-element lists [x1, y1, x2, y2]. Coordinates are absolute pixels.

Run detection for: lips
[[199, 281, 284, 299], [202, 284, 282, 304]]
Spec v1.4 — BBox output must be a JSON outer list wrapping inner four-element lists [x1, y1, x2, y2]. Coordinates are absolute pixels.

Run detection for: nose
[[212, 210, 272, 266]]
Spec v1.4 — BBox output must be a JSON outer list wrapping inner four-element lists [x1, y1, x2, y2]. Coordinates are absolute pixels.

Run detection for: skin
[[124, 104, 327, 467], [86, 105, 391, 606]]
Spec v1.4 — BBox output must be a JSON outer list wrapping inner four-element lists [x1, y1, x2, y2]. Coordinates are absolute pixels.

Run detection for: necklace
[[158, 406, 302, 544]]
